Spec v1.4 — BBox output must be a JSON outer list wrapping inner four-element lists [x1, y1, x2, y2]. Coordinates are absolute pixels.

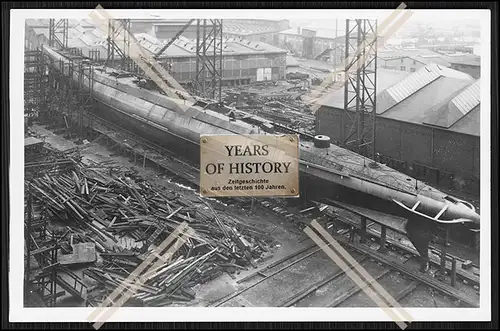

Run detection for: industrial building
[[222, 19, 291, 44], [148, 19, 291, 43], [446, 53, 481, 78], [25, 19, 287, 86], [375, 48, 452, 72], [140, 34, 286, 85], [316, 63, 480, 194], [278, 26, 345, 63], [372, 47, 481, 78], [25, 19, 108, 60]]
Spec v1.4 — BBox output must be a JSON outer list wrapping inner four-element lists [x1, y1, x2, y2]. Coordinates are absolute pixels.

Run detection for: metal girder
[[106, 19, 131, 71], [154, 19, 195, 59], [194, 19, 223, 102], [49, 19, 68, 49], [342, 19, 378, 159], [24, 49, 47, 110]]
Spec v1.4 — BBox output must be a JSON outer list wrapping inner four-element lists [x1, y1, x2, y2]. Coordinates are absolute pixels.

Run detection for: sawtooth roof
[[377, 63, 473, 114], [223, 21, 285, 36], [377, 64, 480, 136], [26, 19, 286, 61], [149, 35, 287, 58], [318, 63, 480, 136], [422, 79, 480, 135], [318, 68, 410, 108]]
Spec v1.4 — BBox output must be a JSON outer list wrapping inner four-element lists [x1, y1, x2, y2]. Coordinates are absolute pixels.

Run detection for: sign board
[[200, 134, 299, 197]]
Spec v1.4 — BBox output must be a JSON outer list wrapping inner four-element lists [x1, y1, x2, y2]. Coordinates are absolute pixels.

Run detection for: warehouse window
[[410, 68, 416, 72], [400, 66, 406, 71]]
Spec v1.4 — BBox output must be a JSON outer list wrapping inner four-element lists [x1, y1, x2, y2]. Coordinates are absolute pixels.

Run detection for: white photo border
[[9, 8, 492, 323]]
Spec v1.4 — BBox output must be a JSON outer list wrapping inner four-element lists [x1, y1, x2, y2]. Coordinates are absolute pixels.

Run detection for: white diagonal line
[[305, 226, 409, 329], [309, 3, 414, 112], [87, 222, 195, 328], [310, 219, 414, 322]]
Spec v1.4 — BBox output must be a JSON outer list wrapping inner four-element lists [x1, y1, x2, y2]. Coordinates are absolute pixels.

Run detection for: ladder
[[56, 266, 87, 301]]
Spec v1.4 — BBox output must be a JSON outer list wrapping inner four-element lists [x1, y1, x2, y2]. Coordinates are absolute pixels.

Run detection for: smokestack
[[297, 27, 301, 35]]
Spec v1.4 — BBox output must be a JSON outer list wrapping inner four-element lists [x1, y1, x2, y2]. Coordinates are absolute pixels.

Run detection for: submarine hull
[[92, 101, 454, 226], [41, 45, 480, 228]]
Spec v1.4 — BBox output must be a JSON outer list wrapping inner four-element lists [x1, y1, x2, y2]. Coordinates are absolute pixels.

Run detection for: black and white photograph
[[8, 5, 492, 325]]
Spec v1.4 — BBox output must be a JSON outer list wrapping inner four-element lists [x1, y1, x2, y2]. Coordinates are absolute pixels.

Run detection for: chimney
[[297, 27, 301, 35]]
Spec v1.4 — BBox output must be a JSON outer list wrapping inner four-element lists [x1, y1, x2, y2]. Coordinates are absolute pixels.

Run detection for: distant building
[[444, 54, 481, 79], [25, 19, 108, 60], [316, 64, 480, 194], [128, 19, 189, 34], [139, 35, 287, 85], [374, 48, 451, 73], [277, 27, 345, 64], [24, 20, 287, 86], [152, 20, 200, 40], [147, 19, 291, 46], [222, 19, 290, 45]]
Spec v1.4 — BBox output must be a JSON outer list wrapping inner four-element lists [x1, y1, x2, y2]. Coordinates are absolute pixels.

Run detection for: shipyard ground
[[26, 122, 480, 308]]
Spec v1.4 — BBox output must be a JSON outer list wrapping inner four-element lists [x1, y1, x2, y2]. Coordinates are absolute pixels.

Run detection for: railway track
[[209, 224, 479, 308]]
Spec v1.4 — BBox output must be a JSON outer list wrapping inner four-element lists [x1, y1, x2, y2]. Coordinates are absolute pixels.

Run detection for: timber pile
[[25, 145, 81, 179], [27, 161, 274, 306]]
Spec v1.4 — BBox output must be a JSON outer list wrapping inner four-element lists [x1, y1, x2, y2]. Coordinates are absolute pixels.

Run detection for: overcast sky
[[288, 10, 482, 32]]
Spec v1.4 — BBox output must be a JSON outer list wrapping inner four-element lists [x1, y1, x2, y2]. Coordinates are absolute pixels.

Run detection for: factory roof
[[377, 64, 479, 136], [26, 20, 108, 59], [25, 19, 95, 29], [378, 48, 451, 67], [377, 63, 473, 114], [280, 26, 345, 41], [444, 53, 481, 66], [221, 37, 286, 55], [223, 21, 285, 36], [151, 19, 194, 26], [318, 68, 410, 108], [422, 79, 480, 136], [26, 18, 286, 60], [318, 63, 480, 136], [25, 19, 50, 27], [145, 35, 286, 58]]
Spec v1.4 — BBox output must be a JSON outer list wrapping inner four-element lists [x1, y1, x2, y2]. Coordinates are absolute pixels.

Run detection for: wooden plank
[[321, 201, 480, 285], [333, 234, 479, 308]]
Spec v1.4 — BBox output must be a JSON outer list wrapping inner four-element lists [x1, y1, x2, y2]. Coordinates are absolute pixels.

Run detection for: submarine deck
[[88, 63, 441, 198]]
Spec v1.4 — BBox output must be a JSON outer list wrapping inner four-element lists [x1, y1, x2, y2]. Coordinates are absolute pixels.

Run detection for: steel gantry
[[342, 19, 378, 159], [49, 19, 69, 50], [195, 19, 223, 102], [106, 19, 132, 71]]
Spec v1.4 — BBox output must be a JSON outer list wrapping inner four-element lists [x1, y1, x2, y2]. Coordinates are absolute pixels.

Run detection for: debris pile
[[25, 141, 81, 180], [221, 81, 315, 134], [26, 162, 274, 306]]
